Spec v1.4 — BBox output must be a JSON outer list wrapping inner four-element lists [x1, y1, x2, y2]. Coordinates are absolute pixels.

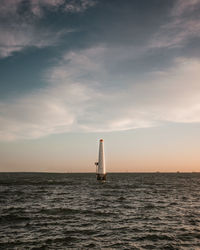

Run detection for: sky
[[1, 0, 200, 172]]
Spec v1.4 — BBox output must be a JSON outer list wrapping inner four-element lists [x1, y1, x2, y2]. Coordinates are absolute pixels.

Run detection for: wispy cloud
[[0, 0, 97, 17], [1, 46, 200, 141], [28, 0, 97, 16], [0, 83, 89, 141], [150, 0, 200, 48], [0, 25, 67, 58], [0, 0, 97, 58], [64, 0, 97, 13], [171, 0, 200, 16]]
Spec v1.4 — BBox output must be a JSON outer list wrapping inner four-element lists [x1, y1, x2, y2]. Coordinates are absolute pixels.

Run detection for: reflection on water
[[1, 173, 200, 249]]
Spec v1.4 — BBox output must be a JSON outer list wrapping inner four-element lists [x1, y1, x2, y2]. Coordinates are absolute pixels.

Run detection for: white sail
[[98, 139, 106, 174]]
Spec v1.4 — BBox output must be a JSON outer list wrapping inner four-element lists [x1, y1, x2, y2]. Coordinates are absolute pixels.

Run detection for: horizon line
[[0, 171, 199, 174]]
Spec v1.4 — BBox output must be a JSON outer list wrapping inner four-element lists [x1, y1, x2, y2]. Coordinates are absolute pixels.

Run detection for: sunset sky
[[1, 0, 200, 172]]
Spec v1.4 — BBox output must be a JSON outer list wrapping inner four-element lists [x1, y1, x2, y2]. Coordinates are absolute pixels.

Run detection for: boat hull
[[96, 174, 106, 181]]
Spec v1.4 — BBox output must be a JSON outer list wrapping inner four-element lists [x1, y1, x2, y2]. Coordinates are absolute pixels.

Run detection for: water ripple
[[1, 173, 200, 249]]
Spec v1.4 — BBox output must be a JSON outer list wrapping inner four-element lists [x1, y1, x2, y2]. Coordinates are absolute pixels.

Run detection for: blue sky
[[0, 0, 200, 172]]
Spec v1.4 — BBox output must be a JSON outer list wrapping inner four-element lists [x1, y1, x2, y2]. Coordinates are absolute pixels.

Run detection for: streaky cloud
[[0, 0, 97, 58], [1, 47, 200, 141], [150, 0, 200, 49]]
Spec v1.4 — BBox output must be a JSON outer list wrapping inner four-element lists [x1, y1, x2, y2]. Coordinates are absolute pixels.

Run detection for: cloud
[[0, 0, 96, 17], [171, 0, 200, 17], [150, 0, 200, 49], [28, 0, 97, 16], [0, 0, 22, 18], [0, 83, 88, 141], [1, 46, 200, 141], [0, 25, 66, 58], [28, 0, 66, 17], [64, 0, 97, 13], [0, 0, 61, 58], [47, 46, 106, 84], [0, 0, 97, 58]]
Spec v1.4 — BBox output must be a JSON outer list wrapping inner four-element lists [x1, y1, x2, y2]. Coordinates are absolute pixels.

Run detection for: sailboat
[[95, 139, 106, 181]]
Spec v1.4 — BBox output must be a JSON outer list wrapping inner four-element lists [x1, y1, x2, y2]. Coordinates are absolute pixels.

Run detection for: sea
[[0, 173, 200, 249]]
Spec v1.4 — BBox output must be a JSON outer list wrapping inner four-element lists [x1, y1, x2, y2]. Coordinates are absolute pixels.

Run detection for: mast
[[95, 139, 106, 181]]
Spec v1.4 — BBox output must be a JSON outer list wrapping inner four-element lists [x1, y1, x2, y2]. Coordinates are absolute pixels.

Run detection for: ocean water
[[1, 173, 200, 249]]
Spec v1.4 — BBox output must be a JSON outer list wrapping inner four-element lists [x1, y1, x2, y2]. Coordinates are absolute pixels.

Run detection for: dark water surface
[[1, 173, 200, 249]]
